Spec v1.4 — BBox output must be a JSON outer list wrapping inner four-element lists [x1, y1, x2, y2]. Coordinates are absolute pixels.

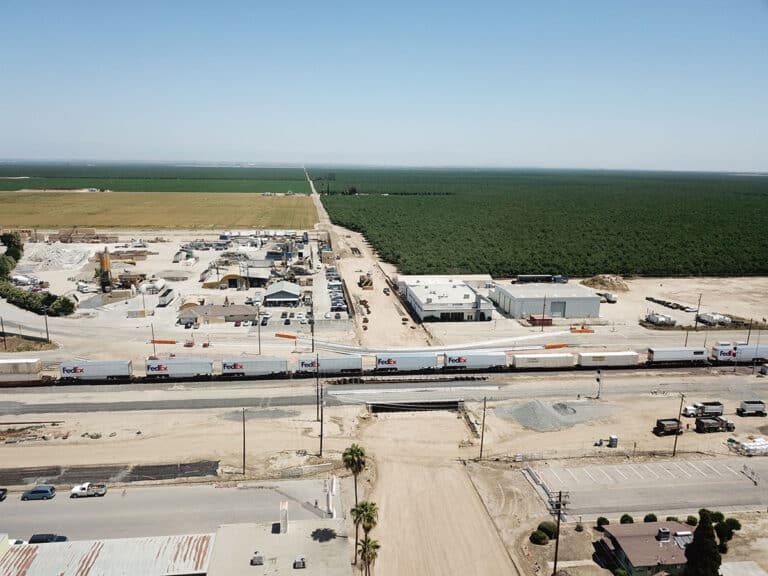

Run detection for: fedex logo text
[[377, 358, 397, 366], [223, 363, 243, 370], [147, 364, 169, 372], [300, 360, 319, 369], [62, 366, 85, 374], [447, 356, 467, 364]]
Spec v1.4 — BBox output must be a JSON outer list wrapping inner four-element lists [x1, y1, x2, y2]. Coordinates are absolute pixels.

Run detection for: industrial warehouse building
[[492, 283, 600, 319], [398, 276, 494, 322], [262, 280, 302, 307]]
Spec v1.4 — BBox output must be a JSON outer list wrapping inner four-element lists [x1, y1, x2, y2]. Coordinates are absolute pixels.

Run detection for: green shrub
[[529, 530, 549, 545], [575, 523, 584, 532], [537, 521, 557, 539], [718, 542, 728, 554], [615, 569, 629, 576], [620, 514, 634, 524], [643, 513, 658, 523], [596, 517, 610, 530], [710, 511, 725, 524], [686, 516, 699, 526], [666, 516, 679, 522], [725, 518, 742, 531]]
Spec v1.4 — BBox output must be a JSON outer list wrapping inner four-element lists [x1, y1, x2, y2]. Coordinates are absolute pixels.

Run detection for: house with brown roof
[[596, 521, 693, 576]]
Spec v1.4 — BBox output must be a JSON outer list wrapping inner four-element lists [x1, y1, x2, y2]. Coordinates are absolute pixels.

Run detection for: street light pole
[[315, 353, 320, 422], [319, 382, 324, 457], [242, 408, 246, 475], [42, 309, 50, 343], [673, 393, 685, 457], [256, 303, 261, 355], [479, 397, 487, 460], [150, 323, 157, 357]]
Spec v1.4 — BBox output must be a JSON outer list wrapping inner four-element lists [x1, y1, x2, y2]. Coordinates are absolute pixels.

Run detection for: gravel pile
[[581, 274, 629, 292], [496, 399, 613, 431], [16, 243, 95, 273]]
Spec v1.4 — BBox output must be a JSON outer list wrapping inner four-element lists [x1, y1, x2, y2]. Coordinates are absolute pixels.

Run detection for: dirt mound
[[581, 274, 629, 292]]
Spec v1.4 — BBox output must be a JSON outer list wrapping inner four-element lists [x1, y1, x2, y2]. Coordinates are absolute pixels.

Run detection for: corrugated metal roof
[[495, 283, 599, 299], [0, 533, 214, 576]]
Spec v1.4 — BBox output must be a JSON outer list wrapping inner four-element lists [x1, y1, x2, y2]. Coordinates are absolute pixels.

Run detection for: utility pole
[[541, 293, 547, 333], [673, 393, 685, 457], [747, 319, 753, 345], [693, 293, 702, 331], [319, 383, 324, 457], [0, 316, 6, 350], [43, 309, 49, 343], [315, 353, 320, 421], [551, 491, 569, 576], [242, 408, 246, 475], [150, 323, 157, 357], [595, 370, 602, 400], [256, 303, 261, 355], [479, 397, 487, 460]]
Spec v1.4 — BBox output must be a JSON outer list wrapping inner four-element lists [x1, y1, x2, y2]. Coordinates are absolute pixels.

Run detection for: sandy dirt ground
[[360, 412, 516, 576]]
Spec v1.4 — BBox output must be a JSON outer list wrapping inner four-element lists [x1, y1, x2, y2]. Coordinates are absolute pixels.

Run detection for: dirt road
[[362, 412, 516, 575]]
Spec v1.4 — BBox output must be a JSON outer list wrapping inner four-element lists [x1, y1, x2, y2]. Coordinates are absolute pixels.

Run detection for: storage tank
[[145, 358, 213, 379], [577, 351, 639, 367], [647, 347, 708, 363], [375, 353, 439, 372], [511, 353, 575, 369], [221, 357, 288, 377], [60, 360, 133, 381], [444, 352, 507, 370], [297, 355, 362, 373]]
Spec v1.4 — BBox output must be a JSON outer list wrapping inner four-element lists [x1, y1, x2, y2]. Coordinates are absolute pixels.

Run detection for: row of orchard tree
[[343, 443, 380, 576]]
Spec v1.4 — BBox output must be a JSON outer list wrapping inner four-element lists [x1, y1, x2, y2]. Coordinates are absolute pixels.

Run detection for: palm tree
[[343, 443, 367, 505], [351, 500, 378, 565], [358, 536, 380, 576]]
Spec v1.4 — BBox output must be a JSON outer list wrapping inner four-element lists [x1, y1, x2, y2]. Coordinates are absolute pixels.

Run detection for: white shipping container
[[735, 345, 768, 362], [375, 353, 439, 371], [60, 360, 133, 380], [511, 353, 575, 369], [444, 352, 507, 370], [648, 347, 708, 363], [577, 351, 639, 367], [297, 355, 362, 373], [0, 358, 42, 375], [221, 357, 287, 377], [145, 358, 213, 378]]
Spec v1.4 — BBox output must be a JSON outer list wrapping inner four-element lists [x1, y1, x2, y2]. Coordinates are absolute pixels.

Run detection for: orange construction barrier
[[151, 339, 176, 344], [544, 343, 568, 349], [275, 333, 297, 340]]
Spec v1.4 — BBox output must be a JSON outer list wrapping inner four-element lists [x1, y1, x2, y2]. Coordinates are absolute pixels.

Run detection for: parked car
[[29, 533, 67, 544], [281, 311, 288, 319], [284, 318, 291, 325], [0, 488, 7, 501], [70, 482, 107, 498], [260, 317, 269, 326], [334, 312, 341, 320], [21, 486, 56, 501], [234, 321, 241, 327], [241, 320, 250, 326], [289, 312, 295, 318]]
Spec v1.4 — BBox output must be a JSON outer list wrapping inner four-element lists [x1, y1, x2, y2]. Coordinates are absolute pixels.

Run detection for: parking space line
[[724, 464, 741, 476], [642, 465, 659, 479], [550, 468, 564, 485], [673, 462, 693, 478], [613, 466, 629, 480], [688, 462, 708, 477], [661, 465, 676, 478], [598, 468, 613, 482], [628, 466, 644, 480], [702, 462, 723, 476], [566, 468, 579, 483], [584, 468, 597, 483]]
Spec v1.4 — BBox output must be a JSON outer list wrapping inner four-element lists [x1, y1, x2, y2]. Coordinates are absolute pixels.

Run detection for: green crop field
[[0, 163, 310, 193], [312, 168, 768, 277]]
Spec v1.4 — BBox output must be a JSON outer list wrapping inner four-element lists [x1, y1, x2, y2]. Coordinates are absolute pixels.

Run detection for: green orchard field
[[0, 163, 310, 193], [312, 168, 768, 277]]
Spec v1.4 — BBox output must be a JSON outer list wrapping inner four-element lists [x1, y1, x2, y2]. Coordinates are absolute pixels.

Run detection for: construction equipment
[[98, 247, 113, 293], [358, 274, 373, 290]]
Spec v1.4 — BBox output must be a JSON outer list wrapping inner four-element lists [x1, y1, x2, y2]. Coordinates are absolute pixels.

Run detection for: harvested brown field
[[0, 191, 317, 229]]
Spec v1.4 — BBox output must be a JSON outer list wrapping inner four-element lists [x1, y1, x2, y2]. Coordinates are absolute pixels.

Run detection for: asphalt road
[[0, 482, 332, 541]]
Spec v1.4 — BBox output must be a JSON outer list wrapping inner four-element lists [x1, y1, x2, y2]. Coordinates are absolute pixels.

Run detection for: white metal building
[[399, 277, 494, 322], [263, 280, 302, 307], [492, 283, 600, 319]]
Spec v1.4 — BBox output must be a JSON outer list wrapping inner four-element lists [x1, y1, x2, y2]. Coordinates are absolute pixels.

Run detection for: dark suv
[[29, 533, 68, 544], [0, 488, 7, 501]]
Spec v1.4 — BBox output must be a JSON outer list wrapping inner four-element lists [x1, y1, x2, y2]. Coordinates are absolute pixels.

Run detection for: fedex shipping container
[[511, 353, 575, 369], [0, 359, 43, 383], [577, 351, 639, 367], [734, 345, 768, 363], [145, 358, 213, 379], [60, 360, 133, 381], [375, 353, 439, 372], [221, 357, 287, 377], [648, 347, 708, 363], [296, 355, 362, 373], [444, 352, 507, 370]]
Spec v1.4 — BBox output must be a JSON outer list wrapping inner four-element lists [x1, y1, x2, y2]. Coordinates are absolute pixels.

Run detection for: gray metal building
[[492, 283, 600, 319]]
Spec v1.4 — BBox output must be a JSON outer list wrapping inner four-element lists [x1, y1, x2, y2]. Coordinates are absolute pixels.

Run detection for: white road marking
[[673, 462, 693, 478], [642, 465, 659, 479], [661, 466, 676, 478], [550, 469, 564, 486], [584, 468, 597, 483], [724, 464, 741, 476], [688, 462, 708, 477], [614, 467, 629, 480], [599, 468, 613, 482], [566, 468, 579, 483], [702, 462, 723, 476]]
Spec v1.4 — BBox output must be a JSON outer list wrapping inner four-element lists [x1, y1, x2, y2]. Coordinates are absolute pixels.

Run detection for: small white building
[[399, 276, 494, 322], [492, 283, 600, 319]]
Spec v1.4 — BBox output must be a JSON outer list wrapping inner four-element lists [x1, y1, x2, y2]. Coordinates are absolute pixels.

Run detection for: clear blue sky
[[2, 1, 767, 171]]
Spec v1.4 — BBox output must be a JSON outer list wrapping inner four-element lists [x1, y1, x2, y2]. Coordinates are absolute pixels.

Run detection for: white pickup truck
[[70, 482, 107, 498]]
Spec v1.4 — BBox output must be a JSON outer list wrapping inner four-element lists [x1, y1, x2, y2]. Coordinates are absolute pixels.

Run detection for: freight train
[[1, 342, 766, 386]]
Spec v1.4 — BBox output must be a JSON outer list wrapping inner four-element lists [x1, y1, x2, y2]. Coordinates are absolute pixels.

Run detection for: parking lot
[[531, 457, 768, 517]]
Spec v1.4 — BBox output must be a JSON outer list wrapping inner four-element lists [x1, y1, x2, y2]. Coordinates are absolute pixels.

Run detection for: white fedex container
[[145, 358, 213, 378], [60, 360, 133, 380], [444, 352, 507, 370], [297, 355, 362, 373], [375, 353, 439, 372], [647, 347, 707, 363], [221, 357, 287, 377]]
